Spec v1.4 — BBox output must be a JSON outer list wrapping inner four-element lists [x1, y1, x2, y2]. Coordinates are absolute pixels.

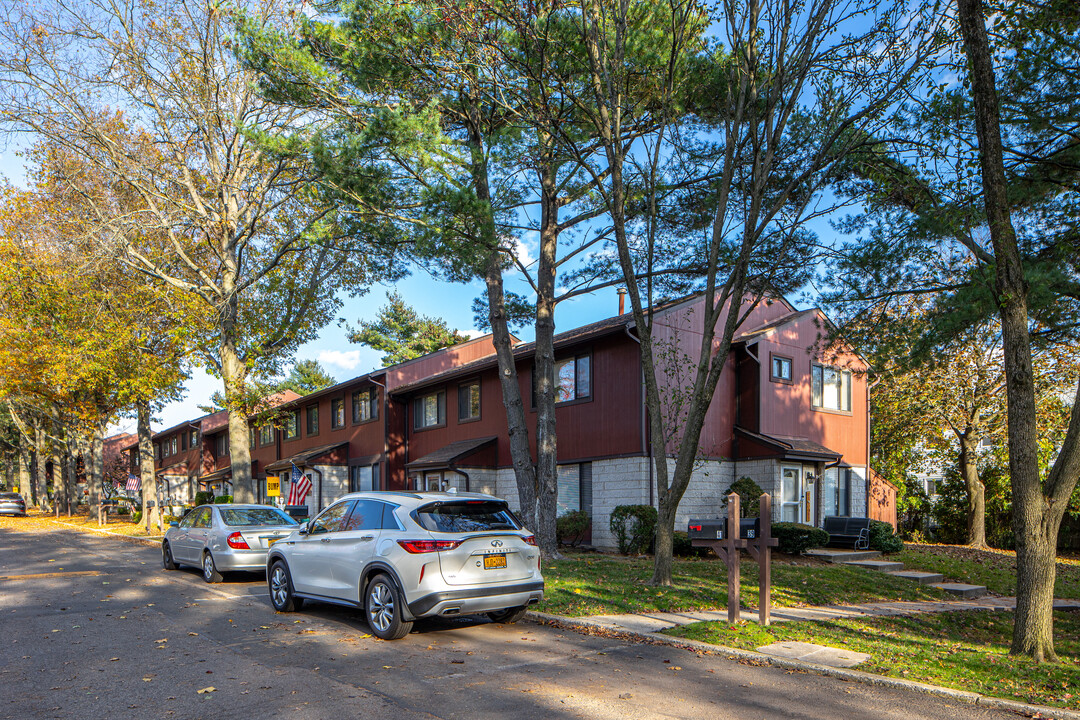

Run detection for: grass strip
[[665, 609, 1080, 711], [899, 544, 1080, 599], [538, 553, 947, 617]]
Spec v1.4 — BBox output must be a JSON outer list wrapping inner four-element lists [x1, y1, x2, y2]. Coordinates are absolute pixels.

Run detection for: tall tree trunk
[[957, 0, 1070, 662], [89, 420, 105, 524], [136, 399, 158, 531], [35, 421, 50, 511], [957, 432, 987, 548], [533, 152, 561, 560], [63, 431, 77, 516], [18, 447, 32, 507], [222, 335, 254, 504]]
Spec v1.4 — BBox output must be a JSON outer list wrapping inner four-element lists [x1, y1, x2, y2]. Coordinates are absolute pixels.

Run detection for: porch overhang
[[734, 426, 842, 463], [198, 467, 233, 486], [406, 437, 498, 471], [264, 442, 349, 473]]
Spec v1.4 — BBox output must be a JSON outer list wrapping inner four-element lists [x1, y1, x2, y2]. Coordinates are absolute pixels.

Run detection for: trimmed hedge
[[193, 491, 214, 506], [773, 522, 829, 555], [214, 495, 233, 504], [556, 510, 590, 547], [869, 519, 904, 553], [610, 504, 657, 555], [672, 530, 710, 558]]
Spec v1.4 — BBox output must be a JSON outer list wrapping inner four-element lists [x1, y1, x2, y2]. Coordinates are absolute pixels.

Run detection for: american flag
[[126, 474, 141, 495], [286, 463, 311, 506]]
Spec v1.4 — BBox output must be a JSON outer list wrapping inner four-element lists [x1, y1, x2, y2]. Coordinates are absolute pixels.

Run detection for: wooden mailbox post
[[689, 492, 778, 625]]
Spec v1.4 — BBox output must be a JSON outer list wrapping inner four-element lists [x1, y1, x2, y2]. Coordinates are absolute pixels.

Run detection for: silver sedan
[[162, 504, 299, 582]]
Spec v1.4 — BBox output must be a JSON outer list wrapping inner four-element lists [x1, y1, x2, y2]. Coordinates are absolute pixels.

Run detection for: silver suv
[[265, 491, 544, 640]]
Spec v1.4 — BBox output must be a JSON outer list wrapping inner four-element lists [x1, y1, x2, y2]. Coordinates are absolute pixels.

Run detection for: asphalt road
[[0, 528, 1026, 720]]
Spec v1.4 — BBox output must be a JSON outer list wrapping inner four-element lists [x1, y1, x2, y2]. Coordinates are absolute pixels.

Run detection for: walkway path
[[577, 595, 1080, 635]]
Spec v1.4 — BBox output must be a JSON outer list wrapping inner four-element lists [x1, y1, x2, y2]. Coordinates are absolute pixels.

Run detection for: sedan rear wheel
[[365, 574, 412, 640], [202, 552, 223, 583], [269, 562, 303, 612], [161, 542, 178, 571]]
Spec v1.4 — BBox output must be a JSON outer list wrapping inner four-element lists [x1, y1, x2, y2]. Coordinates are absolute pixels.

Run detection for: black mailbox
[[688, 517, 759, 540], [688, 518, 727, 540]]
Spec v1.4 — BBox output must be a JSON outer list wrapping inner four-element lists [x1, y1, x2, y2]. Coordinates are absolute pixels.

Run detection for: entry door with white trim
[[781, 465, 802, 523]]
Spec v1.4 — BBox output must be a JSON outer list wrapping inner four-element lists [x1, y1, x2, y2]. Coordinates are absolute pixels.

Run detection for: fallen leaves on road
[[196, 687, 216, 694]]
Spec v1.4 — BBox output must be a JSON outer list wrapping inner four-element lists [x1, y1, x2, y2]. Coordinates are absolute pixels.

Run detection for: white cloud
[[318, 349, 363, 370]]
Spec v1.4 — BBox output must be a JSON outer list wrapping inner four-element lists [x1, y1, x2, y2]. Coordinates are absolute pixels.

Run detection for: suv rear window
[[219, 507, 297, 527], [414, 501, 521, 533]]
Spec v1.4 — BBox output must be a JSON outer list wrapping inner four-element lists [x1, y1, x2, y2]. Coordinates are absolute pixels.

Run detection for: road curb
[[47, 520, 162, 546], [528, 611, 1080, 720]]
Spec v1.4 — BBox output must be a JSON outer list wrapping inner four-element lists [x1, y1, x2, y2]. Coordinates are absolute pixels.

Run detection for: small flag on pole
[[286, 463, 311, 506], [126, 474, 141, 495]]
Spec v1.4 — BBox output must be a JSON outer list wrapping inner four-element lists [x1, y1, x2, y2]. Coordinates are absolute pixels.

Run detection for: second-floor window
[[771, 355, 792, 382], [259, 424, 274, 446], [190, 429, 199, 447], [216, 433, 229, 457], [166, 436, 178, 455], [154, 443, 161, 460], [331, 398, 345, 429], [458, 381, 480, 421], [812, 364, 852, 412], [414, 391, 445, 429], [556, 354, 591, 403], [306, 404, 319, 436], [283, 412, 298, 440], [352, 388, 377, 423]]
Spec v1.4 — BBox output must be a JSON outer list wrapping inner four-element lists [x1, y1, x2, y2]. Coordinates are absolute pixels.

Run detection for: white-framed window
[[413, 391, 446, 430], [812, 364, 852, 412]]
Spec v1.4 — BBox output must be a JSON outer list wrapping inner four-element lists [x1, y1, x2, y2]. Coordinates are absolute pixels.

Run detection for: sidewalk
[[576, 595, 1080, 635]]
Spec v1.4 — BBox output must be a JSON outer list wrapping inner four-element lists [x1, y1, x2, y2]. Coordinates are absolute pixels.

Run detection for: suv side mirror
[[297, 521, 309, 535]]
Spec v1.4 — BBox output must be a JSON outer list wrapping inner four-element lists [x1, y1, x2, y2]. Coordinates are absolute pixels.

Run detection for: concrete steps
[[844, 559, 905, 572], [931, 583, 987, 599], [888, 570, 945, 585], [804, 548, 882, 564]]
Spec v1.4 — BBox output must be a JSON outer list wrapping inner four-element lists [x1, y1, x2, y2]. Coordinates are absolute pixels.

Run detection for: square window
[[812, 364, 851, 411], [458, 381, 481, 421], [547, 354, 591, 405], [413, 391, 445, 429], [771, 355, 792, 382], [352, 388, 377, 423]]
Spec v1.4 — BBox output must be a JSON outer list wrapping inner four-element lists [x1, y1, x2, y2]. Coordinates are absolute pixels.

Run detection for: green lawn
[[665, 610, 1080, 711], [537, 553, 947, 617], [898, 544, 1080, 599]]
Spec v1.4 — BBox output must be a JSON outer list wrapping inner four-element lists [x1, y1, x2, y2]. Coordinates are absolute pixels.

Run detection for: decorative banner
[[266, 476, 281, 497]]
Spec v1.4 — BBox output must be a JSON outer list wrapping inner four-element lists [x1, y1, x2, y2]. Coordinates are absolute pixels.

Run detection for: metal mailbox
[[688, 517, 760, 540]]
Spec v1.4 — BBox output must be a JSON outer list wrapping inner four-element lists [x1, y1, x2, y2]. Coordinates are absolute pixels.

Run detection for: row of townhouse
[[121, 292, 896, 548]]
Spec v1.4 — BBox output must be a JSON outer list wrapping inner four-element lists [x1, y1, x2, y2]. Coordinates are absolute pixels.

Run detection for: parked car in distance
[[0, 492, 27, 516], [162, 504, 299, 583], [266, 491, 544, 640]]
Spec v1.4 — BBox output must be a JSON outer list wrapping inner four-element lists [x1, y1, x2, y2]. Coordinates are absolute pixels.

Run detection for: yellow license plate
[[483, 554, 507, 570], [266, 537, 283, 546]]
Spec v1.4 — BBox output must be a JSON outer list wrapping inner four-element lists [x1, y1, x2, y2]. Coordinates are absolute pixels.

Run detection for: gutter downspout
[[312, 466, 324, 513], [624, 324, 653, 506], [371, 375, 388, 491], [449, 463, 470, 492], [866, 375, 881, 520]]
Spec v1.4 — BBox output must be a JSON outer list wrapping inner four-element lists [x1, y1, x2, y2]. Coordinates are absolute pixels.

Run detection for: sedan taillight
[[397, 539, 462, 554], [522, 535, 537, 546], [226, 532, 250, 549]]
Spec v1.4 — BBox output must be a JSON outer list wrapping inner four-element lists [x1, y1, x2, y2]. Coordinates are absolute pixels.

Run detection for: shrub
[[131, 510, 143, 524], [194, 491, 214, 506], [722, 477, 766, 518], [772, 522, 829, 555], [672, 530, 710, 558], [556, 510, 590, 547], [214, 495, 233, 504], [610, 504, 657, 555], [869, 519, 904, 553]]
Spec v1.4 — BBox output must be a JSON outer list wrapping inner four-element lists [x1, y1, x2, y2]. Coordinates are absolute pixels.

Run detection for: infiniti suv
[[266, 491, 544, 640]]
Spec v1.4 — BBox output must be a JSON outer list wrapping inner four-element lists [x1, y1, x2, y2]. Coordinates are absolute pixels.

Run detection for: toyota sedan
[[162, 504, 299, 582]]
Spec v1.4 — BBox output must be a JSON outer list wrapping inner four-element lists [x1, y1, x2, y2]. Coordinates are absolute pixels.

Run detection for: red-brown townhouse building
[[121, 292, 888, 548]]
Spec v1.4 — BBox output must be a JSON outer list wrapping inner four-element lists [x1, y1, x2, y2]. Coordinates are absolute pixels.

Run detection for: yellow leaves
[[196, 687, 216, 694]]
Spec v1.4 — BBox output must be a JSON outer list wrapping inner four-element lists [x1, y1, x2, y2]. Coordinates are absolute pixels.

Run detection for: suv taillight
[[522, 535, 537, 546], [226, 532, 249, 549], [397, 539, 463, 554]]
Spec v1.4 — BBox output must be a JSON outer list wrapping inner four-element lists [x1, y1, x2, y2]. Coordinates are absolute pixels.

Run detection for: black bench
[[823, 516, 871, 550]]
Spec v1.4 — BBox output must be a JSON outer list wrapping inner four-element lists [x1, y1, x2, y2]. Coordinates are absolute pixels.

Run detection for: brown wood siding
[[650, 295, 792, 458], [736, 347, 759, 432], [385, 335, 503, 389], [395, 332, 644, 487], [754, 311, 869, 467]]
